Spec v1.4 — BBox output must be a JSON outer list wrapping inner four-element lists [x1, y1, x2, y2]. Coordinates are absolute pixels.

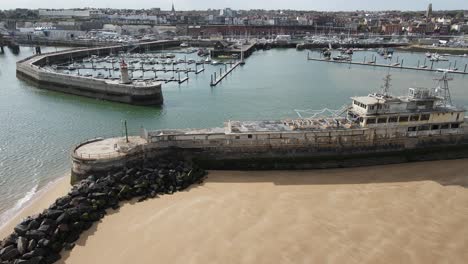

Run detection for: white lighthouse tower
[[120, 59, 131, 84]]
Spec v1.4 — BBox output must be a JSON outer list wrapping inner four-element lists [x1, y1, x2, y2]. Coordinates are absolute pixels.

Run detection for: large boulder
[[24, 230, 45, 241], [44, 210, 63, 220], [27, 220, 39, 231], [27, 239, 37, 252], [0, 244, 20, 260], [16, 236, 29, 255], [14, 224, 29, 236]]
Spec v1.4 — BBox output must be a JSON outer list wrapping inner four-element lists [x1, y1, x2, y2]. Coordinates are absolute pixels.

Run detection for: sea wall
[[16, 40, 180, 105], [16, 63, 163, 105], [71, 127, 468, 183]]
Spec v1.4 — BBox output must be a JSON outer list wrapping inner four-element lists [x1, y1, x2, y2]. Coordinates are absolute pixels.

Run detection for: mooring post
[[449, 62, 452, 70], [225, 64, 228, 72], [417, 60, 420, 68], [454, 61, 457, 69], [124, 120, 129, 143], [214, 72, 217, 81], [464, 64, 467, 73], [178, 71, 180, 81], [401, 59, 404, 68], [363, 56, 366, 63], [308, 52, 310, 60], [431, 61, 434, 70], [220, 68, 222, 76], [211, 74, 213, 85], [396, 56, 399, 63]]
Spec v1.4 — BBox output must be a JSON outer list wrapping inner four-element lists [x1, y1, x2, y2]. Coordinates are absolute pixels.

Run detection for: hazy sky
[[3, 0, 468, 11]]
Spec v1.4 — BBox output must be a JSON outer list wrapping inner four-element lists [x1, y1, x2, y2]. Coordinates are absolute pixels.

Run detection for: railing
[[73, 151, 126, 160]]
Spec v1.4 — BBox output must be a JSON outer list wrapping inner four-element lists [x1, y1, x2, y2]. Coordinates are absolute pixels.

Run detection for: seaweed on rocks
[[0, 158, 206, 264]]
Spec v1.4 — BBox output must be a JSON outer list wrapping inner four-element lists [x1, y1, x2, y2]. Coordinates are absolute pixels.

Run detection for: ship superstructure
[[348, 73, 465, 133]]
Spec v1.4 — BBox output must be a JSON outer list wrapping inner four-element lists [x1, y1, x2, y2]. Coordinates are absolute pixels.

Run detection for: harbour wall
[[16, 40, 180, 105], [16, 62, 163, 105], [71, 125, 468, 183]]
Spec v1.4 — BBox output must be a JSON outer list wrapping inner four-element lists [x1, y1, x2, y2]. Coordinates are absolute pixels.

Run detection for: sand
[[3, 160, 468, 264]]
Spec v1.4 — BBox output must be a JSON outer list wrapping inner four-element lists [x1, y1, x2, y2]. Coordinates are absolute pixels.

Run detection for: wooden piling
[[417, 60, 420, 68], [431, 61, 434, 70], [465, 64, 467, 73]]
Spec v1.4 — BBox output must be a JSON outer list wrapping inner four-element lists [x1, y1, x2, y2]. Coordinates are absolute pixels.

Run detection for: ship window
[[369, 105, 375, 110], [418, 125, 430, 131], [235, 136, 240, 139], [388, 116, 398, 123], [451, 123, 460, 129], [457, 113, 460, 120], [441, 124, 450, 129], [399, 116, 409, 122], [408, 127, 416, 132], [377, 117, 387, 123], [410, 115, 420, 122], [377, 105, 382, 110], [366, 118, 376, 124], [420, 114, 430, 121], [431, 125, 440, 130], [248, 134, 253, 139]]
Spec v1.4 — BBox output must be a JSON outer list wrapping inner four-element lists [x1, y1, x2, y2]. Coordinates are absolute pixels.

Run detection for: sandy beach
[[2, 160, 468, 263]]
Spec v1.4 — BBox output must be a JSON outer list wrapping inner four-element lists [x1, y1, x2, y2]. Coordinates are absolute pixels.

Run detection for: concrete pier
[[16, 40, 180, 105]]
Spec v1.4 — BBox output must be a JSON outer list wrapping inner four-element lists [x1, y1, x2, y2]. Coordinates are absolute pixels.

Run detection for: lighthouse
[[120, 59, 131, 84]]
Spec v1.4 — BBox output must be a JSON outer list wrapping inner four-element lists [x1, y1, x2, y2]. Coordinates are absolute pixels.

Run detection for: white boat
[[180, 43, 189, 47], [211, 60, 221, 65], [425, 52, 432, 58], [204, 57, 212, 64]]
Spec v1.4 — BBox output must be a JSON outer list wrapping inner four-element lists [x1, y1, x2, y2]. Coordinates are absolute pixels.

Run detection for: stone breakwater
[[16, 41, 180, 106], [0, 158, 206, 264]]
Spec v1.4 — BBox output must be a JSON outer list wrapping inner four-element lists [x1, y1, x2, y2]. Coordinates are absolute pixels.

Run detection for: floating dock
[[210, 61, 242, 86], [307, 56, 468, 75]]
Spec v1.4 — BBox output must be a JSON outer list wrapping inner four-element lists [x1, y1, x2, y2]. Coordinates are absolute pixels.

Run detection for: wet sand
[[3, 160, 468, 263]]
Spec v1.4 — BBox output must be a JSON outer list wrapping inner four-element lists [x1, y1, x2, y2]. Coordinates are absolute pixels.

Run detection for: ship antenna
[[381, 73, 392, 97], [434, 71, 453, 107]]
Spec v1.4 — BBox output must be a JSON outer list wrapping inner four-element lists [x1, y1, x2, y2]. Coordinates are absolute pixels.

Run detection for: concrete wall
[[15, 40, 180, 105], [71, 125, 468, 182]]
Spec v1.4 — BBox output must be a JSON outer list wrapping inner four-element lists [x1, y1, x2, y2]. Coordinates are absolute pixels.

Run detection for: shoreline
[[0, 176, 71, 240]]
